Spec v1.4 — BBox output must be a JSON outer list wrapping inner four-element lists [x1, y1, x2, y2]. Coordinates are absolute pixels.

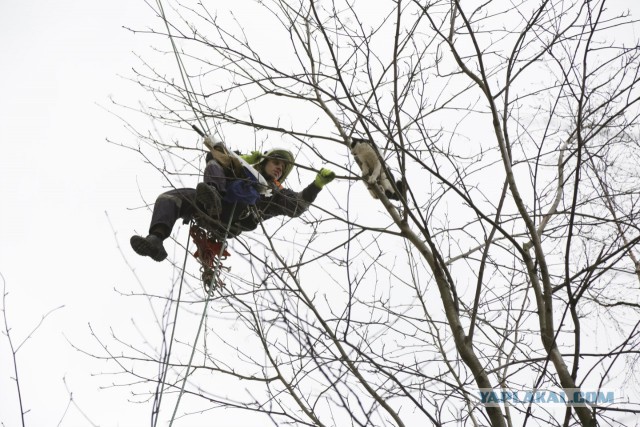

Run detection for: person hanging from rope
[[130, 140, 336, 262]]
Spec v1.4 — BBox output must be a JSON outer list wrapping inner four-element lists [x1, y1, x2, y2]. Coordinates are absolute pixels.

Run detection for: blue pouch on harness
[[223, 168, 261, 205]]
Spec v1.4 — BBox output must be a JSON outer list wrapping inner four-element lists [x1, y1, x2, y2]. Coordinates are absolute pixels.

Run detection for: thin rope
[[154, 0, 227, 187], [150, 2, 235, 424], [168, 203, 238, 426], [151, 233, 191, 427], [155, 0, 210, 136]]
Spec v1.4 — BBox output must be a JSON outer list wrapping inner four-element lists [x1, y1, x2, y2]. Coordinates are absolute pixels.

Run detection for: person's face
[[263, 158, 286, 181]]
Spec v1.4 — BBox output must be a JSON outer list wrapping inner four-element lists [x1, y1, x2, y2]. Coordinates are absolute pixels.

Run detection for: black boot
[[130, 234, 168, 262], [196, 182, 222, 218]]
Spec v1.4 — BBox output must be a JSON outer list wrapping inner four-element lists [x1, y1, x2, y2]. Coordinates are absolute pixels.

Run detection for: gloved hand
[[240, 150, 262, 164], [203, 134, 223, 150], [314, 168, 336, 188]]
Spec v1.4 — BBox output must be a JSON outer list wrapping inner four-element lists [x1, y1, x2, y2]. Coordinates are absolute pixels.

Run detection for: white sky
[[2, 1, 640, 426], [0, 1, 184, 425]]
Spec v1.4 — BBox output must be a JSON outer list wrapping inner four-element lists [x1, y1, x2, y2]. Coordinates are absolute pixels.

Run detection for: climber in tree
[[130, 146, 336, 262]]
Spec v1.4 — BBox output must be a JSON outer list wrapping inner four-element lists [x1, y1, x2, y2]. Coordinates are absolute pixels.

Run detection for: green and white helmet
[[260, 148, 295, 183]]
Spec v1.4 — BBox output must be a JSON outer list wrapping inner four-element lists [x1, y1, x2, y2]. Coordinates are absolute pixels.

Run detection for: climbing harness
[[189, 220, 231, 291]]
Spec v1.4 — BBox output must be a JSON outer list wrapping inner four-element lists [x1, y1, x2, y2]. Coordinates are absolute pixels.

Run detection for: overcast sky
[[0, 1, 183, 425], [2, 1, 640, 426]]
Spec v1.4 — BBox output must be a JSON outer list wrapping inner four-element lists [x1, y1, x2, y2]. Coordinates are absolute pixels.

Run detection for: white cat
[[350, 137, 403, 200]]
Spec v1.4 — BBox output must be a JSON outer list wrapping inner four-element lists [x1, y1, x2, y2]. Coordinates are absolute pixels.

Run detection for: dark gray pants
[[149, 188, 198, 236], [148, 159, 244, 239]]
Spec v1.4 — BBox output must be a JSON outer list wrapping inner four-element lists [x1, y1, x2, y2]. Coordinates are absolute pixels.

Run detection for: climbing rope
[[154, 0, 210, 137], [149, 1, 237, 425], [168, 203, 237, 426], [150, 1, 208, 423], [151, 234, 191, 427]]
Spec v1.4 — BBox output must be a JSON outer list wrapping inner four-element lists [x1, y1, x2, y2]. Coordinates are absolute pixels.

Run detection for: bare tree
[[1, 273, 70, 427], [103, 0, 640, 425]]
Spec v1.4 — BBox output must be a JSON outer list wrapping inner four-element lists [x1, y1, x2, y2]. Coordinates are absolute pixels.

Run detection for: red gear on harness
[[189, 224, 230, 290]]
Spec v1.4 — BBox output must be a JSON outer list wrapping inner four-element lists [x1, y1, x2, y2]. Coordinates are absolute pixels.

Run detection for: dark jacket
[[218, 183, 321, 237], [203, 158, 321, 237]]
